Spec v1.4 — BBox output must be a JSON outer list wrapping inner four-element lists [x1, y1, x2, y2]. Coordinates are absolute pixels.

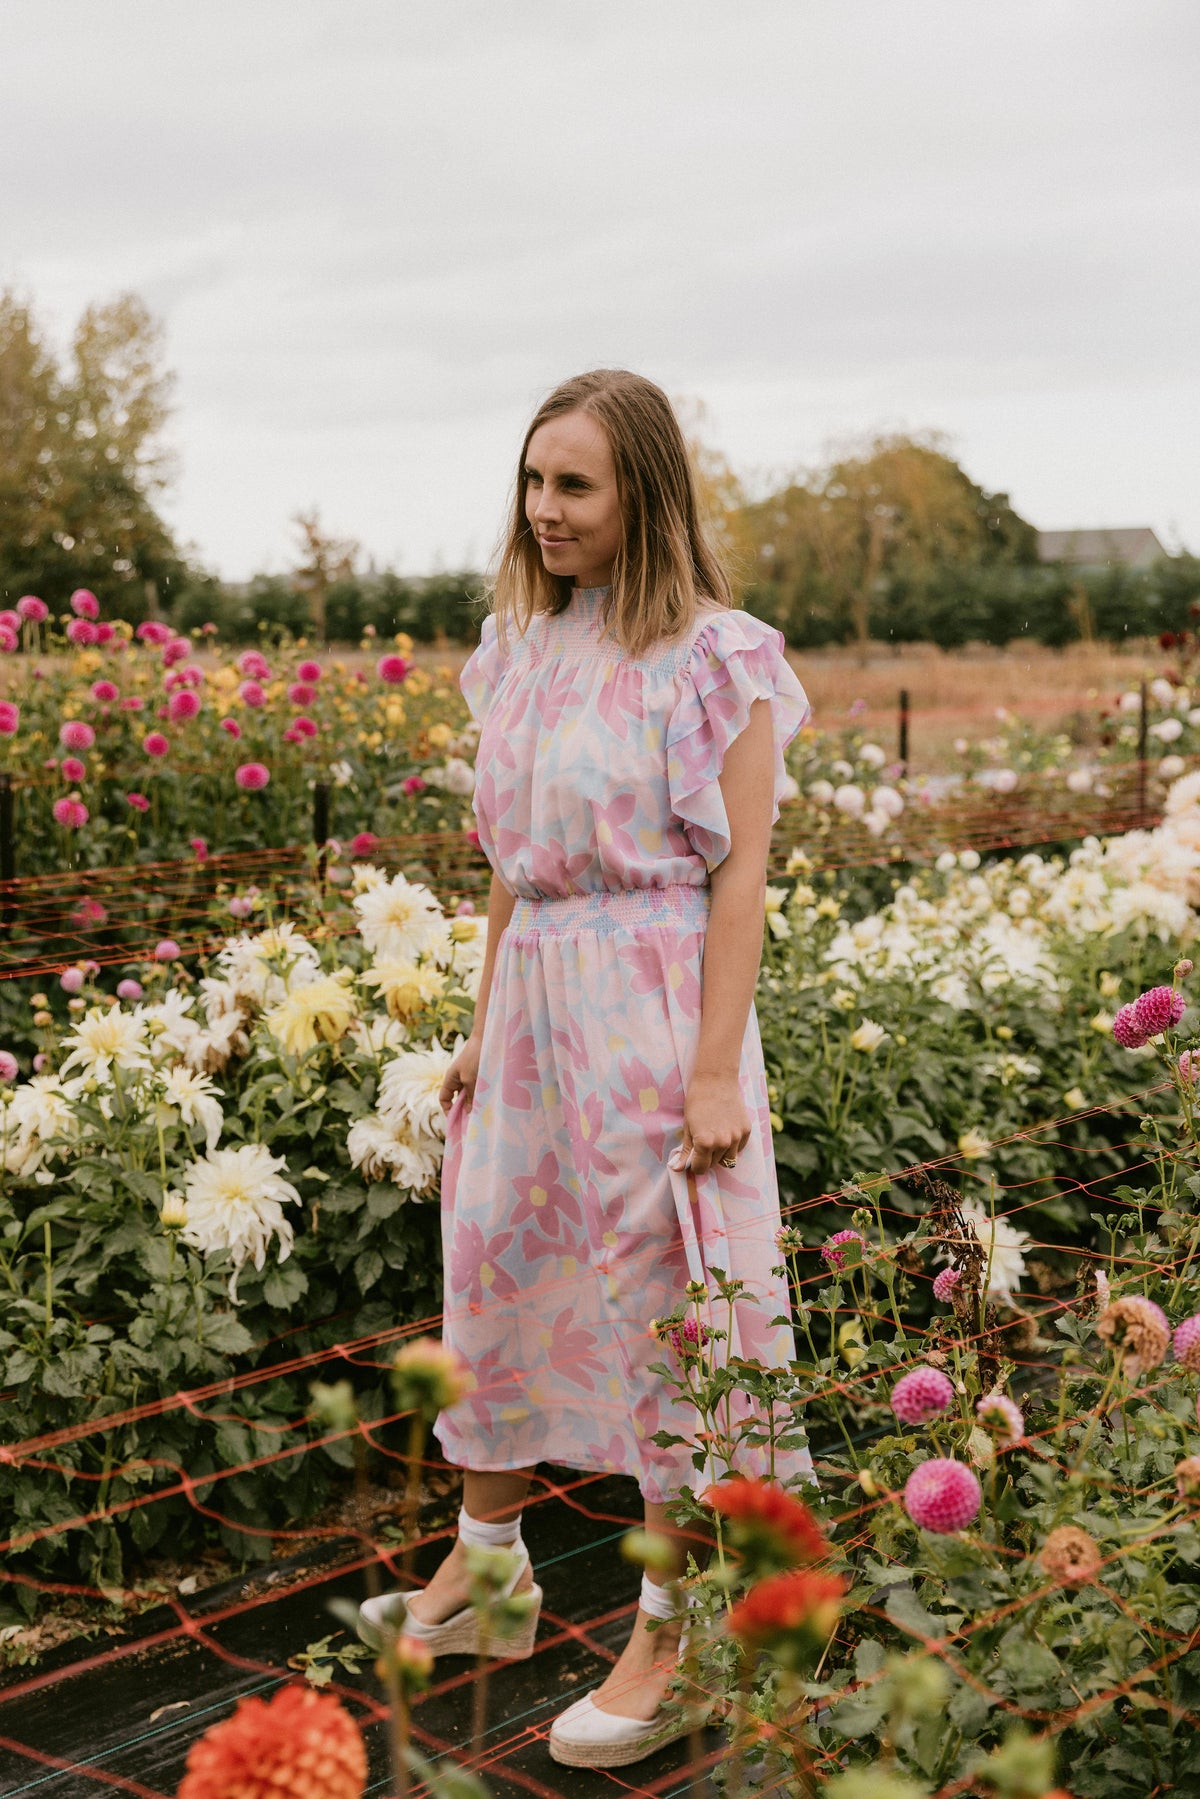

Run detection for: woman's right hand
[[440, 1034, 483, 1113]]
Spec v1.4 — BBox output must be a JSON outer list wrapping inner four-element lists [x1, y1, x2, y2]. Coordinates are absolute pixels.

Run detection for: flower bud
[[160, 1192, 188, 1230], [1177, 959, 1194, 979]]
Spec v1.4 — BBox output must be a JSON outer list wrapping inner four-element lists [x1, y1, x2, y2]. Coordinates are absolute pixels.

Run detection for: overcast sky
[[3, 1, 1197, 578]]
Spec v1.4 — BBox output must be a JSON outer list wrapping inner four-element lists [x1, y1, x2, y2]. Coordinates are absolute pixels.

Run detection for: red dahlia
[[178, 1684, 367, 1799], [703, 1477, 827, 1569]]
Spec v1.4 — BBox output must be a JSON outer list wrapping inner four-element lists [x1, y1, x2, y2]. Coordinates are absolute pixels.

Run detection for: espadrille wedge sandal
[[356, 1541, 541, 1660], [548, 1690, 709, 1769]]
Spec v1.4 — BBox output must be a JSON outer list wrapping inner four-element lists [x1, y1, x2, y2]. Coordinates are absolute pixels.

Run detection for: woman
[[360, 369, 810, 1768]]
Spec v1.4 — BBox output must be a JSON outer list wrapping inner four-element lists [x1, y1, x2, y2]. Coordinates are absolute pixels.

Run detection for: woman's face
[[524, 409, 623, 589]]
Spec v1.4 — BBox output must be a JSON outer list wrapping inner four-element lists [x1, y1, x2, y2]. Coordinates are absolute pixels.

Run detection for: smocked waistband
[[507, 883, 710, 937]]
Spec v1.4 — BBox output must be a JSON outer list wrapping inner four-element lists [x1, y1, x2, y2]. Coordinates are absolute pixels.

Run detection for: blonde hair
[[489, 369, 732, 660]]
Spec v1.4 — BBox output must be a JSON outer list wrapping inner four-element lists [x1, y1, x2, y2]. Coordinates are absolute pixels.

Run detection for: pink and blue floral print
[[434, 590, 814, 1500]]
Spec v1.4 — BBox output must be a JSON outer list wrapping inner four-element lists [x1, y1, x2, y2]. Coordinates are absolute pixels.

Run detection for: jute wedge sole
[[357, 1581, 543, 1660], [548, 1694, 710, 1768]]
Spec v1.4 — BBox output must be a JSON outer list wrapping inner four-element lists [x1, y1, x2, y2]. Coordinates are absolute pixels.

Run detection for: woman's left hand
[[669, 1072, 752, 1177]]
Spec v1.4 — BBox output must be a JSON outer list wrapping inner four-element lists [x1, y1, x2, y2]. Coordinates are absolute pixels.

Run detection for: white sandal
[[356, 1538, 542, 1661], [549, 1574, 708, 1769]]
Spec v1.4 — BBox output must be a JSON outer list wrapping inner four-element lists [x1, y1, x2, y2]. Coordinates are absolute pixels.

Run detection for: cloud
[[2, 0, 1197, 574]]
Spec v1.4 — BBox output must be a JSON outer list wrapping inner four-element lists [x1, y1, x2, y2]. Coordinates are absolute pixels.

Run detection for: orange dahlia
[[703, 1477, 827, 1573], [728, 1569, 846, 1670], [178, 1684, 367, 1799]]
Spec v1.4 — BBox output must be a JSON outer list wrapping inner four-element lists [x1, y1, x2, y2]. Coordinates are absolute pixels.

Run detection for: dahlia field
[[4, 592, 1200, 1795]]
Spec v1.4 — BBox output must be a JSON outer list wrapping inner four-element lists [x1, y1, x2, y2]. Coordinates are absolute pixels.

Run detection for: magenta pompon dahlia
[[976, 1392, 1024, 1447], [1132, 985, 1186, 1038], [932, 1267, 960, 1303], [903, 1458, 981, 1534], [1174, 1315, 1200, 1373], [820, 1229, 866, 1271], [890, 1367, 955, 1426], [1112, 1004, 1149, 1050]]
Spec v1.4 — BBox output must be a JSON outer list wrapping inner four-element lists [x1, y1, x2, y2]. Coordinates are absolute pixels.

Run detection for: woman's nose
[[533, 485, 561, 522]]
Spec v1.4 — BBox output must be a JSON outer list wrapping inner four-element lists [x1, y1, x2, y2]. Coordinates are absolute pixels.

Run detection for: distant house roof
[[1037, 527, 1166, 569]]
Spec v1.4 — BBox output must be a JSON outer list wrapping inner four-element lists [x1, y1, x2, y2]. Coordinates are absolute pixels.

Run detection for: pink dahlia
[[0, 609, 17, 630], [53, 797, 88, 828], [136, 621, 172, 645], [143, 732, 169, 758], [297, 659, 322, 682], [293, 715, 317, 738], [190, 837, 208, 862], [903, 1458, 981, 1534], [350, 831, 380, 857], [168, 689, 201, 722], [59, 720, 95, 751], [154, 939, 181, 961], [235, 762, 270, 791], [1112, 1004, 1149, 1050], [890, 1367, 955, 1425], [287, 681, 317, 706], [820, 1229, 865, 1271], [71, 898, 107, 925], [377, 653, 410, 684], [17, 595, 48, 622], [0, 702, 19, 735], [238, 680, 266, 708], [117, 979, 143, 1000], [120, 696, 144, 711], [1179, 1051, 1200, 1084], [667, 1315, 712, 1359], [91, 680, 119, 703], [70, 589, 100, 619], [465, 827, 481, 850], [96, 621, 115, 644], [67, 618, 99, 646], [60, 757, 86, 783], [932, 1267, 961, 1303], [1132, 985, 1187, 1038], [162, 637, 191, 667], [282, 726, 303, 743], [220, 717, 242, 737], [59, 967, 85, 994], [0, 626, 17, 652], [238, 650, 271, 680], [0, 1051, 17, 1082], [1174, 1315, 1200, 1373], [126, 792, 150, 812], [976, 1392, 1024, 1446], [402, 775, 426, 795]]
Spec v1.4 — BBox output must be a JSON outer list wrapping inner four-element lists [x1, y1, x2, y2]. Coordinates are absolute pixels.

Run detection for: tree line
[[3, 288, 1196, 649]]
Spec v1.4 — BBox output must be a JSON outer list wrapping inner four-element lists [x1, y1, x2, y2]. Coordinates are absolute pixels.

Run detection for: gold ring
[[720, 1154, 737, 1169]]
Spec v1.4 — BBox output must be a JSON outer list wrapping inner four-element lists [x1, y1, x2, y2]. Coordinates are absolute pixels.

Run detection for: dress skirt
[[433, 882, 807, 1502]]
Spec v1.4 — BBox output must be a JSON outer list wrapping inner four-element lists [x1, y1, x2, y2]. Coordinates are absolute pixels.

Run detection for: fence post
[[313, 781, 330, 891], [0, 773, 12, 927], [1137, 678, 1148, 822], [898, 688, 910, 774]]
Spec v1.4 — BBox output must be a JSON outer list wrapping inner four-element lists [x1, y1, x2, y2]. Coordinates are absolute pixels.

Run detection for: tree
[[0, 289, 185, 612], [739, 433, 1038, 652], [289, 508, 359, 642]]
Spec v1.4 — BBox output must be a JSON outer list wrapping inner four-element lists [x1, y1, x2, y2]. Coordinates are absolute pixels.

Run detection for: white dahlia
[[353, 872, 451, 965], [141, 989, 200, 1058], [377, 1040, 458, 1141], [59, 1006, 152, 1081], [156, 1065, 224, 1151], [178, 1144, 300, 1298], [361, 956, 446, 1021], [264, 972, 357, 1055], [182, 1010, 250, 1075], [216, 923, 322, 1008], [954, 1201, 1029, 1299], [347, 1114, 441, 1191], [348, 1014, 410, 1057]]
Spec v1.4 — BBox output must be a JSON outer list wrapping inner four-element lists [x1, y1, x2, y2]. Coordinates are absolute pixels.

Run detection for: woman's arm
[[439, 868, 516, 1112], [672, 697, 774, 1177]]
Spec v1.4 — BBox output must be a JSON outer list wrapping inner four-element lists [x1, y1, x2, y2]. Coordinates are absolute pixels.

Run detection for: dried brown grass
[[784, 638, 1168, 769]]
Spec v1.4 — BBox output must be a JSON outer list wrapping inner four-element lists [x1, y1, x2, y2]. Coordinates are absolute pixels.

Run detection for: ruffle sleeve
[[666, 609, 810, 870], [458, 613, 506, 726]]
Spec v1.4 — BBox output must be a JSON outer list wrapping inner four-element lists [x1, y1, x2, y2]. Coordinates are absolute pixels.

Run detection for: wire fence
[[0, 759, 1168, 982]]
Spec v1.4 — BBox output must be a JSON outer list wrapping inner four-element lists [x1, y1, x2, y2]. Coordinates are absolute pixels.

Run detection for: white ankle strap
[[458, 1504, 522, 1550], [640, 1572, 678, 1622]]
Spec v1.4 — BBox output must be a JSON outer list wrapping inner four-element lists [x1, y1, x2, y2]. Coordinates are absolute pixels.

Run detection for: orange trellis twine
[[0, 764, 1165, 981], [0, 1083, 1197, 1796]]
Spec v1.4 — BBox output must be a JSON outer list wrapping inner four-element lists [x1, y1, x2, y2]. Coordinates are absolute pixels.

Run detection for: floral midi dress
[[433, 587, 813, 1501]]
